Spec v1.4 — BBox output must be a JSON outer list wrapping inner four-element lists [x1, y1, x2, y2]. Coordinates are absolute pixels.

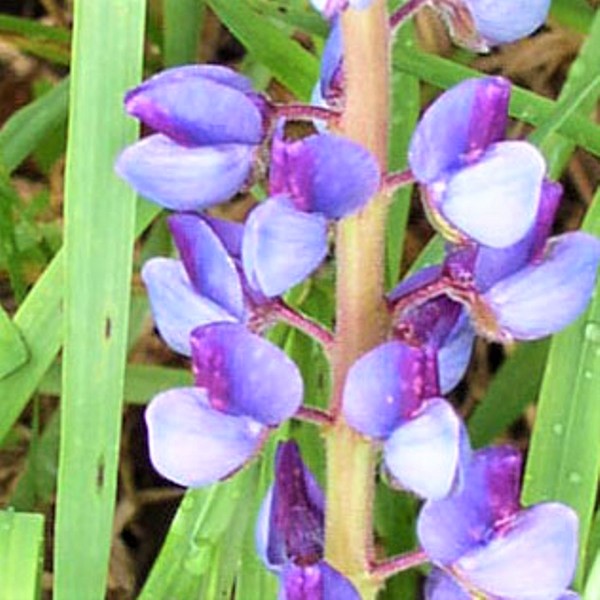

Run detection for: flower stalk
[[325, 1, 391, 597]]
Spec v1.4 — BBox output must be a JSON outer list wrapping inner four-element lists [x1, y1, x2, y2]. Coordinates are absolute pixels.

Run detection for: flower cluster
[[116, 2, 598, 598]]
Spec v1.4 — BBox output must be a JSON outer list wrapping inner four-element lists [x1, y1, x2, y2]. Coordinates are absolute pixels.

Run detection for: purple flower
[[481, 231, 600, 341], [389, 266, 475, 394], [432, 0, 551, 51], [342, 341, 466, 499], [116, 66, 265, 211], [418, 446, 579, 599], [437, 181, 600, 342], [142, 213, 269, 356], [310, 0, 372, 19], [256, 441, 360, 599], [409, 77, 545, 248], [242, 129, 380, 297], [145, 323, 303, 487]]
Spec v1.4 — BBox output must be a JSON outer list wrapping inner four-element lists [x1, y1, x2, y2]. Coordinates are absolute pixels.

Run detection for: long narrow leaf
[[522, 188, 600, 587], [53, 1, 146, 597], [207, 0, 319, 100], [0, 510, 45, 600]]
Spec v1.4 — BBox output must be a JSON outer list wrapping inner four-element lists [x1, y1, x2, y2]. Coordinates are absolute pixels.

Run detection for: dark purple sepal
[[141, 258, 236, 356], [124, 65, 263, 146], [115, 135, 254, 211], [269, 131, 380, 219], [342, 341, 430, 439], [242, 197, 329, 298], [418, 445, 522, 565], [483, 232, 600, 340], [280, 562, 360, 600], [263, 441, 325, 569], [168, 213, 245, 321], [145, 387, 267, 488], [383, 397, 464, 500], [191, 322, 303, 425], [408, 77, 510, 184]]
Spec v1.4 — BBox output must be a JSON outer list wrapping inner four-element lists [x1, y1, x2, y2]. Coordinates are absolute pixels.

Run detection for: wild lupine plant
[[116, 0, 600, 598]]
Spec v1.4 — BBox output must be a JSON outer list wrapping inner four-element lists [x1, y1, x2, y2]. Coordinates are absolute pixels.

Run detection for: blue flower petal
[[384, 398, 462, 500], [457, 503, 578, 599], [168, 213, 245, 320], [115, 135, 254, 211], [320, 19, 343, 100], [141, 258, 236, 356], [343, 341, 427, 439], [466, 0, 551, 45], [191, 322, 303, 425], [242, 198, 328, 297], [438, 313, 475, 394], [270, 133, 380, 219], [472, 180, 562, 291], [145, 387, 265, 487], [418, 446, 522, 565], [409, 77, 510, 183], [203, 214, 244, 259], [425, 569, 470, 600], [437, 141, 545, 248], [485, 232, 600, 340], [281, 562, 360, 600], [124, 65, 263, 145]]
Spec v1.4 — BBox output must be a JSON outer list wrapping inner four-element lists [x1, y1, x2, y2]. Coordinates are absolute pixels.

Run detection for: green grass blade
[[246, 0, 328, 37], [0, 510, 45, 600], [550, 0, 595, 33], [0, 201, 160, 447], [207, 0, 319, 100], [468, 340, 549, 447], [0, 14, 70, 64], [386, 9, 419, 289], [522, 188, 600, 587], [585, 551, 600, 600], [0, 171, 27, 300], [0, 304, 28, 380], [0, 255, 63, 445], [0, 78, 69, 174], [10, 410, 60, 511], [53, 1, 146, 598], [393, 49, 600, 158], [139, 465, 261, 599], [163, 0, 205, 66], [39, 362, 193, 404]]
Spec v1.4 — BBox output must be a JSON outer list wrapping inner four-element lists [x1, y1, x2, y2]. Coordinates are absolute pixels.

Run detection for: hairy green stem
[[325, 2, 391, 598]]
